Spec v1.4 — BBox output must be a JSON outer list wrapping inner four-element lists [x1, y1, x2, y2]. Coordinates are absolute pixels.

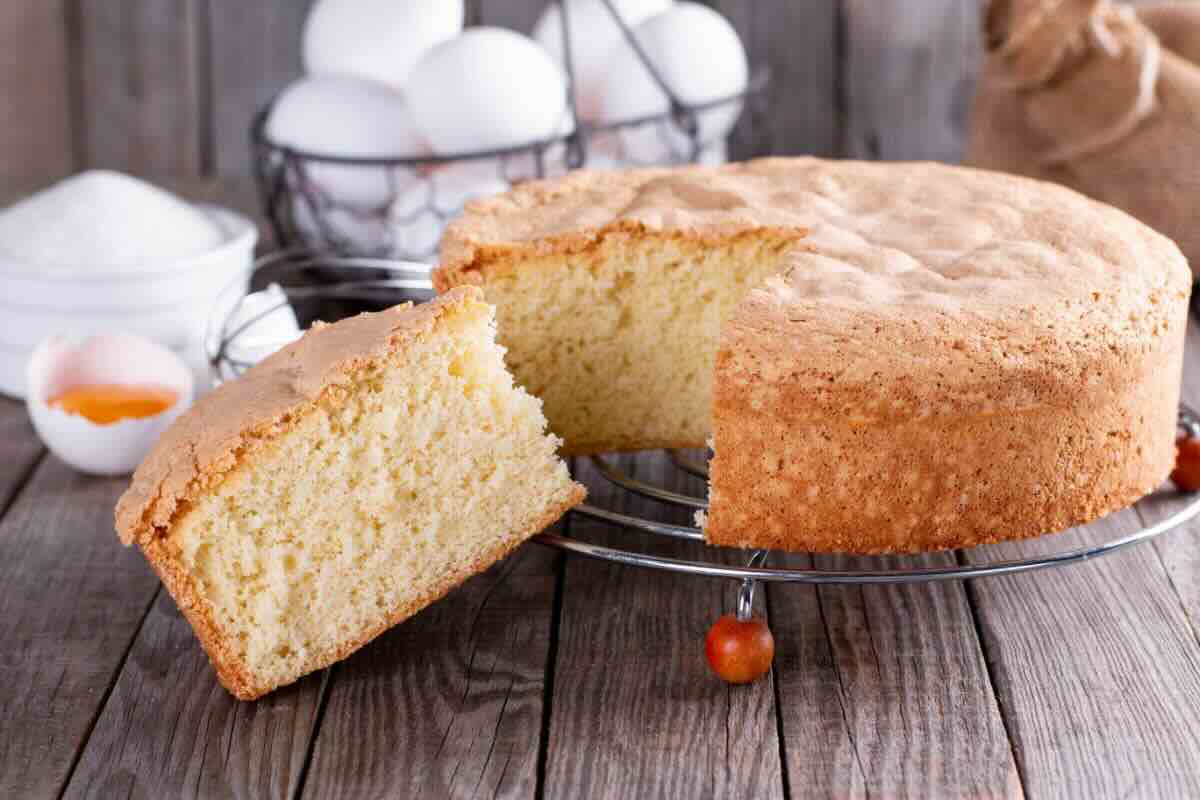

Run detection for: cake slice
[[115, 287, 584, 699]]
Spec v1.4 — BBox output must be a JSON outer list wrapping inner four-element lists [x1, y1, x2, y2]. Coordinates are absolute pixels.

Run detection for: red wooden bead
[[1172, 436, 1200, 492], [705, 614, 775, 684]]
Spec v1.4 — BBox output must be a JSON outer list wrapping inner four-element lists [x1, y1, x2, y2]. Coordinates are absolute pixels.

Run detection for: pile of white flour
[[0, 171, 224, 270]]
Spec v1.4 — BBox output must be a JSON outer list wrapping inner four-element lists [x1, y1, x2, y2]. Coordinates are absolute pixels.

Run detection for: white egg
[[388, 172, 432, 219], [581, 130, 629, 166], [596, 2, 748, 162], [391, 173, 433, 219], [699, 139, 728, 166], [581, 150, 625, 171], [26, 333, 194, 476], [220, 284, 302, 381], [529, 111, 582, 177], [288, 198, 325, 249], [302, 0, 464, 88], [599, 123, 731, 167], [554, 110, 578, 138], [388, 177, 442, 260], [288, 199, 367, 252], [267, 76, 428, 210], [580, 134, 647, 170], [390, 209, 443, 262], [430, 162, 512, 215], [532, 0, 672, 120], [342, 208, 402, 255], [408, 28, 568, 155]]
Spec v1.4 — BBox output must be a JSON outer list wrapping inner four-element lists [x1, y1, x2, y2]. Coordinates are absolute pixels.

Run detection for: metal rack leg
[[708, 549, 775, 684], [735, 550, 768, 621], [736, 578, 756, 621], [1179, 403, 1200, 439]]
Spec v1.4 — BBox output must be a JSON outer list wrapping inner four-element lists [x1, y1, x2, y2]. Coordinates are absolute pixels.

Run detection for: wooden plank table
[[4, 180, 1200, 798]]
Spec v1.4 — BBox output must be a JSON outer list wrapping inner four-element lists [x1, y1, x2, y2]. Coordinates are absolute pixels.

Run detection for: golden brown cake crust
[[434, 162, 811, 292], [116, 285, 585, 697], [115, 286, 486, 548], [437, 157, 1192, 553], [437, 156, 1190, 415], [702, 159, 1190, 552], [140, 491, 581, 700]]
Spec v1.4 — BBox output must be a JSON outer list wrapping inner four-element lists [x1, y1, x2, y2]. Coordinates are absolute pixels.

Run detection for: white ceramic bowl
[[0, 205, 257, 397]]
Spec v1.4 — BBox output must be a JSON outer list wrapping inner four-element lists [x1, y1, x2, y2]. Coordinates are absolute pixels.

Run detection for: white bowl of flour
[[0, 171, 257, 397]]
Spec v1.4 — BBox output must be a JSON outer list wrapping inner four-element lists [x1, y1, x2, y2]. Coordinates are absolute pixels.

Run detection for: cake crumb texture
[[446, 230, 798, 453], [437, 157, 1191, 553], [116, 288, 583, 698]]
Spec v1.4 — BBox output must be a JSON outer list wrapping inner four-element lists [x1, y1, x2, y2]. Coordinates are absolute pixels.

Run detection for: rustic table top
[[4, 179, 1200, 799]]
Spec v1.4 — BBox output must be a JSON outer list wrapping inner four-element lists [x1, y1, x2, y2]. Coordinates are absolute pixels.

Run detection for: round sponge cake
[[437, 157, 1191, 553]]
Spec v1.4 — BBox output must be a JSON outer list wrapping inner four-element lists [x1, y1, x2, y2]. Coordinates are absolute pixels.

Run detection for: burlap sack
[[968, 0, 1200, 277]]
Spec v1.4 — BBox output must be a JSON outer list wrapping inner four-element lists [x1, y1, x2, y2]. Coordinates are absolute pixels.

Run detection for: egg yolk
[[48, 384, 177, 424]]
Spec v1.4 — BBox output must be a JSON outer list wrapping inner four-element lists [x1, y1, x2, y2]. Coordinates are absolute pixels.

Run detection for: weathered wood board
[[0, 0, 986, 180]]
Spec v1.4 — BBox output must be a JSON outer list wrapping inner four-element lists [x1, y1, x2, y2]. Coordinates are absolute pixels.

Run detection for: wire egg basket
[[209, 251, 1200, 628], [251, 1, 770, 261]]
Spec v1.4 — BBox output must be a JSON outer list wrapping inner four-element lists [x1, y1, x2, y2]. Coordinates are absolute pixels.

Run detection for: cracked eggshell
[[26, 333, 194, 476]]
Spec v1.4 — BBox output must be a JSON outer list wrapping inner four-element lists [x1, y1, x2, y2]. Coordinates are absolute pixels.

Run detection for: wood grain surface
[[62, 589, 325, 800], [543, 452, 784, 799], [771, 552, 1020, 798], [0, 0, 985, 179], [716, 0, 842, 159], [207, 1, 314, 176], [0, 449, 161, 797], [964, 509, 1200, 797], [0, 399, 45, 514], [841, 0, 980, 161], [1137, 320, 1200, 650], [475, 0, 543, 35], [0, 0, 73, 181], [75, 0, 206, 175], [303, 541, 560, 799]]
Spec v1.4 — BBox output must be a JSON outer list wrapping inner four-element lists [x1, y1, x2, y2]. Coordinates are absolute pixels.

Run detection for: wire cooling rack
[[209, 252, 1200, 619]]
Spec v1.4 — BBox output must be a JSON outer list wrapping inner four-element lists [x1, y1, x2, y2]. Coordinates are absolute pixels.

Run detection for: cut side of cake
[[436, 157, 1191, 554], [115, 287, 584, 699], [434, 173, 806, 453]]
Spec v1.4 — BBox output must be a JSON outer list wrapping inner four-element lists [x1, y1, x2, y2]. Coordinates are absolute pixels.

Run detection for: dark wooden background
[[0, 0, 983, 184]]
